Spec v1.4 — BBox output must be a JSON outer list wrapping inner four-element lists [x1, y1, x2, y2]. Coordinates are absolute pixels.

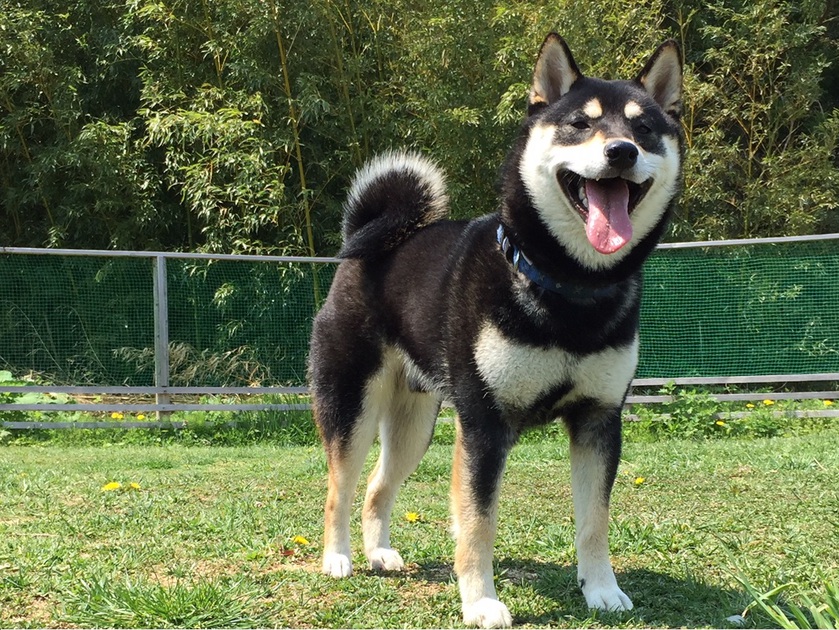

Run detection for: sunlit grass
[[0, 426, 837, 627]]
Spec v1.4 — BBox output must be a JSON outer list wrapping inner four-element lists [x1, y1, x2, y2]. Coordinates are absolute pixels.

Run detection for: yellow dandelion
[[746, 403, 755, 409], [824, 400, 834, 407], [128, 482, 141, 490], [762, 399, 775, 406], [292, 535, 310, 546], [405, 512, 420, 523], [634, 477, 646, 486], [110, 412, 124, 420], [137, 413, 146, 420], [101, 481, 122, 491], [715, 420, 726, 426]]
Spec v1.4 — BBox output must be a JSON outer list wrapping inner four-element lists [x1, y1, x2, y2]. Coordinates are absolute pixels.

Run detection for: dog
[[308, 33, 683, 628]]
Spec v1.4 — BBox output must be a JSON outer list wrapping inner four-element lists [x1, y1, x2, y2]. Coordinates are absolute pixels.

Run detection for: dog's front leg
[[568, 406, 633, 612], [451, 413, 515, 629]]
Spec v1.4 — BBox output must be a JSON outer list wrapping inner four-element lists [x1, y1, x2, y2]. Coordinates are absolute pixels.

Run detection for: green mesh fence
[[1, 239, 838, 389], [638, 239, 839, 378], [0, 254, 155, 385], [0, 253, 335, 387], [164, 258, 334, 386]]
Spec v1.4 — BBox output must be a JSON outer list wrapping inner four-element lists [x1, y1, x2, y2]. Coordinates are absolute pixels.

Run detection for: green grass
[[737, 577, 839, 629], [0, 425, 837, 628]]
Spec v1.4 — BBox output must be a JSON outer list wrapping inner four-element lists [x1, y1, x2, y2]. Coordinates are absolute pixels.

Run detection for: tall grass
[[738, 577, 839, 629]]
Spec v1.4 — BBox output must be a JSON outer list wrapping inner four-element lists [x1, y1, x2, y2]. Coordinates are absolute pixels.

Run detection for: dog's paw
[[462, 598, 513, 629], [583, 583, 633, 612], [322, 552, 353, 578], [367, 547, 405, 572]]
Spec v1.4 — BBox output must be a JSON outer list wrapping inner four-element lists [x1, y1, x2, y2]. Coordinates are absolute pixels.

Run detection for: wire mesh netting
[[638, 239, 839, 377], [1, 239, 838, 388], [0, 253, 335, 387], [164, 258, 333, 386], [1, 254, 156, 385]]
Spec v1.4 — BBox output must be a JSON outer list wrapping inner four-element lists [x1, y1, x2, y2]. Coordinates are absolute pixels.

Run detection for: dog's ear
[[636, 40, 682, 119], [529, 33, 581, 116]]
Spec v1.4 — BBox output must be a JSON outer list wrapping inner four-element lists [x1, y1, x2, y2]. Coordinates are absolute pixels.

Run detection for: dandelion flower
[[110, 412, 124, 420], [128, 482, 141, 490], [824, 400, 834, 407], [405, 512, 420, 523], [746, 403, 755, 409], [292, 535, 310, 546], [137, 414, 146, 420], [101, 481, 122, 491], [634, 477, 646, 486], [715, 420, 726, 426], [762, 399, 775, 406]]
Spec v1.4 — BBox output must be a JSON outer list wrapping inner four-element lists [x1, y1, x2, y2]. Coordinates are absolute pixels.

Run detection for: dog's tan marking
[[322, 450, 360, 577], [583, 98, 603, 119], [624, 101, 643, 119], [450, 421, 464, 541], [451, 420, 512, 628]]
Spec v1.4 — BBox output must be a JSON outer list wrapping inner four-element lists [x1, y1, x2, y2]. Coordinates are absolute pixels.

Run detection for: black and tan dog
[[309, 33, 683, 628]]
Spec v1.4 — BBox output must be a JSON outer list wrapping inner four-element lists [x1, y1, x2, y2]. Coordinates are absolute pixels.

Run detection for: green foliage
[[2, 392, 833, 448], [625, 385, 834, 442], [739, 577, 839, 629], [2, 1, 837, 253], [639, 383, 723, 439], [676, 0, 839, 239], [173, 403, 319, 447], [0, 370, 72, 423]]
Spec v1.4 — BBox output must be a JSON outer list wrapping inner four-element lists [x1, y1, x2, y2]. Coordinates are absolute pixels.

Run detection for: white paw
[[583, 583, 633, 612], [367, 547, 405, 571], [462, 598, 513, 629], [322, 552, 353, 578]]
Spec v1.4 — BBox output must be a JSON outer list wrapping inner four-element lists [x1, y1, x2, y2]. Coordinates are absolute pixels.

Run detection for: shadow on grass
[[411, 558, 748, 628]]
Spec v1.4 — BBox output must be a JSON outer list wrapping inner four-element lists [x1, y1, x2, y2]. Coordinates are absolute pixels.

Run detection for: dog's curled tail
[[338, 150, 449, 259]]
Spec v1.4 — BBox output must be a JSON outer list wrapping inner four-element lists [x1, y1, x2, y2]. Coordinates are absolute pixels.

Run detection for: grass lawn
[[0, 426, 837, 628]]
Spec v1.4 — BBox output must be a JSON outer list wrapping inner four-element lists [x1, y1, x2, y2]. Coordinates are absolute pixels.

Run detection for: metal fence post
[[152, 255, 171, 419]]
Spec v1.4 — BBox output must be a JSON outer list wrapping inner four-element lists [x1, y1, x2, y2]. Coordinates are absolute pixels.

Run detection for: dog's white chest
[[473, 323, 638, 409]]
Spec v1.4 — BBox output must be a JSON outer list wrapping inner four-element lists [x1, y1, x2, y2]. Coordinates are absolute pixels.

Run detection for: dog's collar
[[496, 224, 617, 301]]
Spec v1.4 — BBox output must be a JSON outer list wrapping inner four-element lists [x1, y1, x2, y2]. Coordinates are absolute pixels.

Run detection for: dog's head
[[518, 34, 683, 271]]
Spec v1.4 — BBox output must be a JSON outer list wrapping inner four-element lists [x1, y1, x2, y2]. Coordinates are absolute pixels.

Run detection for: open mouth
[[557, 171, 653, 255]]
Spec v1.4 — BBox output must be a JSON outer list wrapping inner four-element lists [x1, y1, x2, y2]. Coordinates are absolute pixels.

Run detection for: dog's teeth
[[578, 186, 588, 208]]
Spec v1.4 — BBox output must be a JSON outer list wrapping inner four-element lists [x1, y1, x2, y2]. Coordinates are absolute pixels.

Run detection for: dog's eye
[[635, 124, 652, 135], [570, 120, 590, 130]]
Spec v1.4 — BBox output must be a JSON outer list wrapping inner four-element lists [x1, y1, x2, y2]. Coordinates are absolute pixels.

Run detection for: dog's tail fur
[[338, 151, 449, 259]]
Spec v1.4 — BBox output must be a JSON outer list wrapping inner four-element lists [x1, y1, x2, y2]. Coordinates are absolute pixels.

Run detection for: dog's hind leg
[[319, 396, 379, 578], [362, 384, 440, 571], [314, 344, 386, 578], [567, 405, 633, 612]]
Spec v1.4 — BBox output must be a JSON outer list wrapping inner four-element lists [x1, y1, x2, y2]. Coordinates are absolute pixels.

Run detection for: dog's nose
[[604, 141, 638, 170]]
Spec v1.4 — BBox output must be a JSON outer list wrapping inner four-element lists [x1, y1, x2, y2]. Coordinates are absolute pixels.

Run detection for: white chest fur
[[473, 322, 638, 410]]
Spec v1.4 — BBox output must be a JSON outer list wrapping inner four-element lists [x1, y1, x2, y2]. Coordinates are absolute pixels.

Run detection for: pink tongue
[[584, 179, 633, 254]]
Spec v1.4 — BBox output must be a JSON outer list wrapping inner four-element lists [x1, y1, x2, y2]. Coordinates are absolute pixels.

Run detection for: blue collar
[[496, 224, 616, 301]]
